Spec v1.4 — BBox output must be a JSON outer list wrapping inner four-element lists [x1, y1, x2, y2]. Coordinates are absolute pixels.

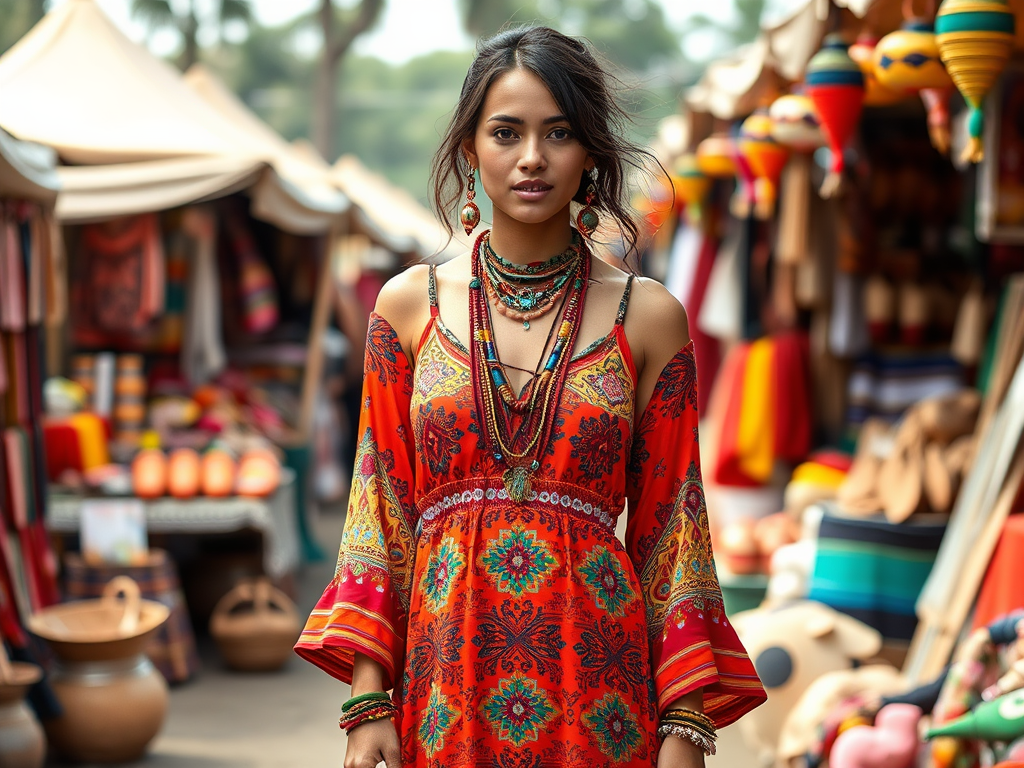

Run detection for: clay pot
[[27, 576, 170, 763], [0, 650, 45, 768], [211, 578, 301, 672]]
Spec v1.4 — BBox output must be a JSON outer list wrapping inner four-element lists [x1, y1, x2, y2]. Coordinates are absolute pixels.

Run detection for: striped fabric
[[808, 505, 947, 640]]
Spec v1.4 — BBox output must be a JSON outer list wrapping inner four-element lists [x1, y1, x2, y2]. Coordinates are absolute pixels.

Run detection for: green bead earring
[[575, 172, 599, 237]]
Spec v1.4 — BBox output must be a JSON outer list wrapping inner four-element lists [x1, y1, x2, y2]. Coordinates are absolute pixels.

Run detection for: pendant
[[503, 466, 533, 503], [523, 320, 530, 331]]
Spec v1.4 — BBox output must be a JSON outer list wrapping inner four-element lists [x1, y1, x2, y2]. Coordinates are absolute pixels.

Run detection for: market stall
[[0, 0, 350, 692], [645, 0, 1024, 764]]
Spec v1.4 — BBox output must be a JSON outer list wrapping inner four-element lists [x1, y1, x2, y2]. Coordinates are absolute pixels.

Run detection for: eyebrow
[[486, 114, 569, 125]]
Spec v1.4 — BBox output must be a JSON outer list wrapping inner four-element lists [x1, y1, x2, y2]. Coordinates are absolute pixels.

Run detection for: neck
[[487, 206, 574, 265]]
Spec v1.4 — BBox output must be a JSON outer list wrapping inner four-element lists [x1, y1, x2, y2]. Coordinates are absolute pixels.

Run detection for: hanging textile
[[688, 231, 722, 417], [81, 213, 165, 332], [181, 208, 226, 385], [0, 204, 26, 332], [228, 216, 279, 335]]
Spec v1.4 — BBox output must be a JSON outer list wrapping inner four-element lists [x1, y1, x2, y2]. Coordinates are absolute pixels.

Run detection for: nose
[[518, 135, 546, 173]]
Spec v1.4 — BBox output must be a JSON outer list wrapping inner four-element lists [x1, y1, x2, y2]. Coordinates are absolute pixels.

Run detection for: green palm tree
[[131, 0, 253, 70]]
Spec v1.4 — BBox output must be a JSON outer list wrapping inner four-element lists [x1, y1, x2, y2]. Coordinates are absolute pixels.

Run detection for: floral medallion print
[[582, 692, 643, 763], [419, 683, 459, 757], [417, 402, 464, 475], [473, 600, 566, 681], [569, 413, 622, 480], [421, 537, 465, 613], [482, 672, 557, 746], [651, 344, 697, 418], [480, 525, 558, 596], [578, 545, 636, 617]]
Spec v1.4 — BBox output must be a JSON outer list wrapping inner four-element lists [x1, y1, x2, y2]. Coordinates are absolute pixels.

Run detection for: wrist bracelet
[[657, 722, 718, 756]]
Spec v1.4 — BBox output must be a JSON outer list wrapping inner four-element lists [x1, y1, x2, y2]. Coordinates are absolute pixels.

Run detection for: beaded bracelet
[[341, 691, 391, 712], [339, 701, 398, 732], [656, 722, 718, 756]]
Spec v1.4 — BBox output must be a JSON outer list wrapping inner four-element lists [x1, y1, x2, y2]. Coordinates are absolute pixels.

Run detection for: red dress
[[296, 274, 765, 766]]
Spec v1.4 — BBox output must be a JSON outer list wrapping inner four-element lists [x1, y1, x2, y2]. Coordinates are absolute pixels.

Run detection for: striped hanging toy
[[935, 0, 1016, 163], [805, 34, 866, 198]]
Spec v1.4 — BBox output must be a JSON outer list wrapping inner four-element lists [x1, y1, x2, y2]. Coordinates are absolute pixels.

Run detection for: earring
[[460, 165, 481, 235], [576, 171, 599, 237]]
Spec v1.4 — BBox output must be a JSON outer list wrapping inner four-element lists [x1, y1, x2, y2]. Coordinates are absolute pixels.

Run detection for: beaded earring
[[460, 165, 481, 236], [575, 169, 599, 237]]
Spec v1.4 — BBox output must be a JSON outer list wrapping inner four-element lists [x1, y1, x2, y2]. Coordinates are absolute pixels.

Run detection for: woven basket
[[210, 578, 300, 672]]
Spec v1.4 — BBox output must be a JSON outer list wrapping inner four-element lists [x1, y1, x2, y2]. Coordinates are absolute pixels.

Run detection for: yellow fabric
[[791, 462, 847, 488], [737, 338, 776, 483], [69, 413, 109, 470]]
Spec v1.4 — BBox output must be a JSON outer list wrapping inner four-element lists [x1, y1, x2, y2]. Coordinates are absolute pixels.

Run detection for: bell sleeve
[[625, 341, 766, 727], [294, 314, 418, 690]]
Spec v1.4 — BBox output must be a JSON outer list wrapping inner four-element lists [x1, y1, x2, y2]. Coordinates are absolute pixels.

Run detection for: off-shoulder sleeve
[[294, 313, 418, 689], [625, 341, 766, 727]]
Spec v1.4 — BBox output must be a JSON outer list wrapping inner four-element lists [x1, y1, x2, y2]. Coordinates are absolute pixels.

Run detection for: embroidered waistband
[[416, 480, 620, 535]]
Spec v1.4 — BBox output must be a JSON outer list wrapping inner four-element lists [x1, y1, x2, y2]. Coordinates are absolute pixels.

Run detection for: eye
[[549, 127, 573, 140], [493, 128, 517, 141]]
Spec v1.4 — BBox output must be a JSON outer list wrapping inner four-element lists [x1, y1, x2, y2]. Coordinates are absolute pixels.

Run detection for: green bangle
[[342, 691, 391, 712]]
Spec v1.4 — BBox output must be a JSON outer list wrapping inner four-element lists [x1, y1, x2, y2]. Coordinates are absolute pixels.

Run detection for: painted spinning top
[[695, 134, 737, 178], [739, 109, 790, 214], [769, 91, 825, 152], [935, 0, 1016, 163], [671, 154, 711, 224], [849, 32, 906, 106], [875, 18, 952, 91], [805, 33, 866, 197]]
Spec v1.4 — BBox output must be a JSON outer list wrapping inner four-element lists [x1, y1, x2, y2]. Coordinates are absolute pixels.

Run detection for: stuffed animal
[[829, 704, 922, 768], [777, 664, 906, 767], [732, 601, 883, 766]]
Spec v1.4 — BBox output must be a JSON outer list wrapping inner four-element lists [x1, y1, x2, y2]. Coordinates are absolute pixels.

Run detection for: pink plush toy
[[829, 704, 923, 768]]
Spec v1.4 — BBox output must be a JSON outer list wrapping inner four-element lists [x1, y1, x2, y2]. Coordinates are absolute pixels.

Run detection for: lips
[[511, 180, 553, 202], [512, 180, 553, 192]]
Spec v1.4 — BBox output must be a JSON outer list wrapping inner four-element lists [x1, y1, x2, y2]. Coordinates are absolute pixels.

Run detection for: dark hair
[[431, 26, 659, 259]]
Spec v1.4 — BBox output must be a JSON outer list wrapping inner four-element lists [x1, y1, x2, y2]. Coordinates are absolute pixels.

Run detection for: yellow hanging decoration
[[934, 0, 1016, 163]]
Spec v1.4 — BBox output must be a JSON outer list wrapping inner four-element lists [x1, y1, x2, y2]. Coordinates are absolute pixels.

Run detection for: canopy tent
[[0, 128, 59, 203], [331, 154, 473, 260], [0, 0, 346, 232], [183, 65, 348, 234]]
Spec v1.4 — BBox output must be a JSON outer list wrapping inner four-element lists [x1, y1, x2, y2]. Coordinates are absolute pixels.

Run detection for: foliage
[[130, 0, 254, 70], [0, 0, 46, 56]]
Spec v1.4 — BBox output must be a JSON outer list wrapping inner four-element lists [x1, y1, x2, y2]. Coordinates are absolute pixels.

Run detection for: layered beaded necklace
[[481, 231, 583, 330], [469, 230, 590, 502]]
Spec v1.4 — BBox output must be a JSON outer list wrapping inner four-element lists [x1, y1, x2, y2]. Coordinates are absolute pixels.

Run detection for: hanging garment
[[229, 221, 279, 335], [81, 214, 165, 332], [297, 284, 765, 766], [0, 204, 26, 332], [180, 208, 225, 385], [687, 232, 722, 417]]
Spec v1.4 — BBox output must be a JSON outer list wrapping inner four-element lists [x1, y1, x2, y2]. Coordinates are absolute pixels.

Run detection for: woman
[[296, 26, 766, 768]]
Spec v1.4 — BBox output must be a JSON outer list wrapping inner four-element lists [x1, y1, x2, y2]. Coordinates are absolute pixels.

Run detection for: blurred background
[[1, 0, 791, 200]]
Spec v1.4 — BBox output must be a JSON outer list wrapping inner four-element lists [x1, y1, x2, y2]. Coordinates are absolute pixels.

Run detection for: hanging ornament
[[935, 0, 1016, 163], [805, 33, 866, 198], [875, 9, 956, 154], [671, 154, 712, 225], [696, 134, 737, 178], [850, 32, 907, 106], [739, 109, 791, 218], [769, 91, 826, 153]]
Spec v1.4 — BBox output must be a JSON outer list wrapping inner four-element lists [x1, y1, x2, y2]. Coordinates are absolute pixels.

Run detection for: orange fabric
[[297, 314, 765, 766], [973, 513, 1024, 631]]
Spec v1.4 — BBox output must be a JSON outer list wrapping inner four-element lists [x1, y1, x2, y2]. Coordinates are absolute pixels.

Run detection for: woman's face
[[464, 67, 594, 228]]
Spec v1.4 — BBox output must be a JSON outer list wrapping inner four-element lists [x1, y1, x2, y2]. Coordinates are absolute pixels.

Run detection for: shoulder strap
[[428, 265, 439, 317], [615, 274, 635, 326]]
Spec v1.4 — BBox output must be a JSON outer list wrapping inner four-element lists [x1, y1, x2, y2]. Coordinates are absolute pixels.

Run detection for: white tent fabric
[[0, 128, 59, 202], [0, 0, 345, 232], [331, 154, 473, 260], [55, 156, 265, 223], [184, 65, 349, 234]]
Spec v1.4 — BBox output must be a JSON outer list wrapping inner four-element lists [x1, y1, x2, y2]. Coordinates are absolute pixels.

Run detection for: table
[[47, 468, 301, 579]]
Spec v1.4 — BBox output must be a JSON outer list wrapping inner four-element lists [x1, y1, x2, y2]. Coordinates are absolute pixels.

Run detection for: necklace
[[482, 232, 583, 330], [469, 230, 590, 502]]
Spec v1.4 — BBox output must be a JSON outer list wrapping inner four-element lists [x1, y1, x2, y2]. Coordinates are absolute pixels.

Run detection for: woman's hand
[[343, 717, 401, 768], [656, 733, 706, 768]]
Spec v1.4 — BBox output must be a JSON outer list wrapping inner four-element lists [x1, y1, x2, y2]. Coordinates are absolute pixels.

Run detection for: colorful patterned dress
[[296, 271, 766, 767]]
